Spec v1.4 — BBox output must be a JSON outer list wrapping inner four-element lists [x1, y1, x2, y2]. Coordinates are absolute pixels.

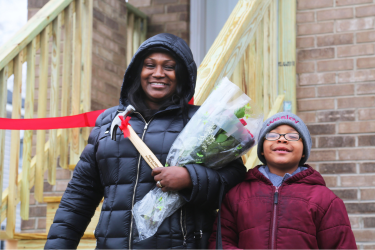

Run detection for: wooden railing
[[195, 0, 296, 169], [0, 0, 147, 239]]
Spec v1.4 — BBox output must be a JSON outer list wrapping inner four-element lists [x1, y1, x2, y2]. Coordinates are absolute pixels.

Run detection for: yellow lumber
[[263, 5, 271, 116], [20, 39, 37, 220], [278, 0, 296, 113], [7, 53, 23, 237], [270, 0, 278, 106], [35, 27, 49, 203], [245, 94, 285, 170], [0, 0, 73, 71], [195, 0, 272, 105], [60, 2, 74, 169], [126, 13, 134, 66], [255, 20, 264, 113], [82, 0, 93, 140], [17, 238, 96, 249], [0, 66, 8, 210], [48, 14, 62, 186], [70, 0, 82, 162]]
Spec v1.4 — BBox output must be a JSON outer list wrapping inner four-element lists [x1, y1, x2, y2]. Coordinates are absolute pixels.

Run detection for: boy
[[209, 112, 357, 249]]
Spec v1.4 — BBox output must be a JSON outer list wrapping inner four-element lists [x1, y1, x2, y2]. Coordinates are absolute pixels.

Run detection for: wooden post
[[0, 66, 8, 210], [35, 27, 49, 203], [127, 13, 135, 66], [7, 53, 23, 237], [20, 39, 36, 220], [48, 14, 62, 185], [278, 0, 296, 113], [60, 2, 74, 169], [263, 5, 271, 116], [70, 0, 82, 164]]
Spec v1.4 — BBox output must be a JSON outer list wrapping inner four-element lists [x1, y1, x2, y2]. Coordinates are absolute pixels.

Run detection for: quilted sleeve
[[316, 197, 357, 249], [179, 158, 246, 209], [45, 113, 105, 249], [208, 193, 240, 249]]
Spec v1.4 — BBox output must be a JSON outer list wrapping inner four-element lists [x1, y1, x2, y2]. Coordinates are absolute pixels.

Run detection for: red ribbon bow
[[119, 116, 131, 138]]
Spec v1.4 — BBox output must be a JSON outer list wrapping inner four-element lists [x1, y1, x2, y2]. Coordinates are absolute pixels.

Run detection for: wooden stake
[[0, 66, 8, 210]]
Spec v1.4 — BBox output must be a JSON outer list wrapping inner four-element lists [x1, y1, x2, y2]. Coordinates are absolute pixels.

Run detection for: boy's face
[[262, 125, 304, 169]]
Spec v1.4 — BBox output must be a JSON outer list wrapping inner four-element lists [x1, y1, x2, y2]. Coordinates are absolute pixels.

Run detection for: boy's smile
[[262, 125, 305, 176]]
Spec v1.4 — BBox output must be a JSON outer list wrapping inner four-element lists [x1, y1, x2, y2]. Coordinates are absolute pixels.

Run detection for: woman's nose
[[152, 65, 164, 78]]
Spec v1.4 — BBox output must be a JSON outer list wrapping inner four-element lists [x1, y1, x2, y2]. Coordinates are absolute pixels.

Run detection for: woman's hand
[[152, 166, 193, 192]]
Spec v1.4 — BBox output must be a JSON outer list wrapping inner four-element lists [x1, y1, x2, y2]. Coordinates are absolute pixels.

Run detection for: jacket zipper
[[129, 113, 153, 249], [180, 208, 187, 247], [271, 186, 279, 249]]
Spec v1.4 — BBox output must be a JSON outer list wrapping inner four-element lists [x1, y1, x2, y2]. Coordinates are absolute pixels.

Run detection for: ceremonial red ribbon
[[118, 116, 131, 138], [0, 109, 106, 130]]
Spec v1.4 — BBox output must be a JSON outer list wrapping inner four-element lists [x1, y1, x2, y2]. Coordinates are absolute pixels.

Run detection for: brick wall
[[128, 0, 189, 44], [297, 0, 375, 248]]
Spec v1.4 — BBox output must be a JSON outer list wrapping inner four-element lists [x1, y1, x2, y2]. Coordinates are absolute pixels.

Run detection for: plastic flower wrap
[[133, 77, 263, 241]]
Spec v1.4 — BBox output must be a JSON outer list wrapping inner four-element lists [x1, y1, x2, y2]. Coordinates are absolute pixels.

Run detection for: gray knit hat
[[257, 112, 312, 165]]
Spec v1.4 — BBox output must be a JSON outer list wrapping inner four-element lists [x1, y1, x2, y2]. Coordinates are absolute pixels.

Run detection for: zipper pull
[[274, 187, 279, 204], [144, 123, 148, 130], [183, 236, 187, 246]]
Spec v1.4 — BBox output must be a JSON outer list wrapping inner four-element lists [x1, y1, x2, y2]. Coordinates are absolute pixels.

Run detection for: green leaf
[[216, 134, 228, 143], [235, 107, 245, 118], [197, 152, 204, 157]]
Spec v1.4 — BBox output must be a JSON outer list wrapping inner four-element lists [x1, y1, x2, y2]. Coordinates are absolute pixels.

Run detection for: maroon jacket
[[209, 165, 357, 249]]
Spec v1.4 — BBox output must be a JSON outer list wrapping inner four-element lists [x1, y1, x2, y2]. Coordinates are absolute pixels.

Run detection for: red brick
[[139, 5, 165, 15], [297, 87, 316, 98], [297, 12, 315, 23], [349, 216, 360, 228], [309, 150, 336, 161], [167, 4, 188, 13], [153, 0, 178, 4], [353, 230, 375, 241], [359, 135, 375, 147], [357, 31, 375, 43], [317, 110, 355, 122], [317, 84, 354, 97], [128, 0, 151, 7], [332, 189, 357, 200], [321, 175, 337, 187], [298, 48, 334, 61], [318, 136, 355, 147], [166, 22, 188, 32], [28, 9, 39, 19], [337, 44, 374, 57], [339, 149, 375, 160], [317, 8, 353, 21], [342, 175, 375, 186], [317, 59, 353, 72], [360, 162, 375, 173], [297, 37, 315, 48], [356, 4, 375, 17], [346, 202, 375, 213], [29, 206, 47, 217], [338, 96, 375, 108], [361, 188, 375, 200], [357, 83, 375, 95], [364, 244, 375, 249], [296, 112, 316, 123], [56, 180, 69, 191], [338, 69, 375, 83], [298, 22, 334, 35], [56, 168, 71, 180], [321, 163, 356, 174], [93, 8, 105, 23], [37, 218, 46, 229], [151, 13, 179, 23], [307, 124, 336, 135], [336, 18, 374, 32], [359, 108, 375, 120], [297, 0, 333, 9], [298, 98, 335, 111], [298, 73, 336, 85], [21, 219, 36, 230], [28, 0, 49, 8], [358, 57, 375, 69], [297, 62, 315, 73], [93, 32, 105, 44], [339, 121, 375, 133], [336, 0, 372, 6], [317, 33, 353, 47]]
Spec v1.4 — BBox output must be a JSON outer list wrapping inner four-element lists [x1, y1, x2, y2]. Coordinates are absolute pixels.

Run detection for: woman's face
[[140, 52, 177, 107]]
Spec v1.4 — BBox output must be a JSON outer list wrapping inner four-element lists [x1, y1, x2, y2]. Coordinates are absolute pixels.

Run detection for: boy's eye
[[265, 133, 279, 140], [286, 133, 300, 141]]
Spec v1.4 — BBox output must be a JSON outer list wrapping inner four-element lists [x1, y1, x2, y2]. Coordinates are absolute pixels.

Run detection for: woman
[[45, 33, 246, 249]]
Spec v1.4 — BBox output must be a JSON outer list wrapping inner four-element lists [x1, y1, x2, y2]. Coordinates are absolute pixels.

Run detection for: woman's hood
[[119, 33, 197, 107]]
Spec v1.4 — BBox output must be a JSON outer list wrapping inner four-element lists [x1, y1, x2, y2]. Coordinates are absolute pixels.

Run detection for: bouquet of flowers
[[133, 77, 263, 241]]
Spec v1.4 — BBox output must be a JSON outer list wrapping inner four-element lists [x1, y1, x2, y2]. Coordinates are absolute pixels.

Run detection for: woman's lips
[[149, 82, 169, 89]]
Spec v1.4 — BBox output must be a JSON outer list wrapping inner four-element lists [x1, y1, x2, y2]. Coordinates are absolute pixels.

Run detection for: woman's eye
[[165, 65, 175, 70]]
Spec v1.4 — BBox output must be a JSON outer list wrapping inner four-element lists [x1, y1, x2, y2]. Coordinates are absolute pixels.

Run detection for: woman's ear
[[261, 152, 264, 156]]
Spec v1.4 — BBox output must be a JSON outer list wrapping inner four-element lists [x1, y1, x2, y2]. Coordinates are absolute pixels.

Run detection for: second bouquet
[[132, 77, 263, 241]]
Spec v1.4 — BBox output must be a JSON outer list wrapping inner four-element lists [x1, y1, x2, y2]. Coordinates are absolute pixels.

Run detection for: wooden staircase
[[0, 0, 296, 248]]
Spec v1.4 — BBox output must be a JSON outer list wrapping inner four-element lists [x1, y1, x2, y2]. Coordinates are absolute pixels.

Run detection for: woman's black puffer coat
[[45, 33, 246, 249]]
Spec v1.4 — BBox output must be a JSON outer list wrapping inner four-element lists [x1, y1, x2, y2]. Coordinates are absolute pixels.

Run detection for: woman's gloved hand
[[152, 166, 193, 192]]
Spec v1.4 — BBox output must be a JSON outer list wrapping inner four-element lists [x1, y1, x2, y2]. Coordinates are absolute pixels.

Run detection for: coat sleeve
[[179, 158, 246, 209], [45, 113, 105, 249], [208, 193, 240, 249], [316, 197, 357, 249]]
